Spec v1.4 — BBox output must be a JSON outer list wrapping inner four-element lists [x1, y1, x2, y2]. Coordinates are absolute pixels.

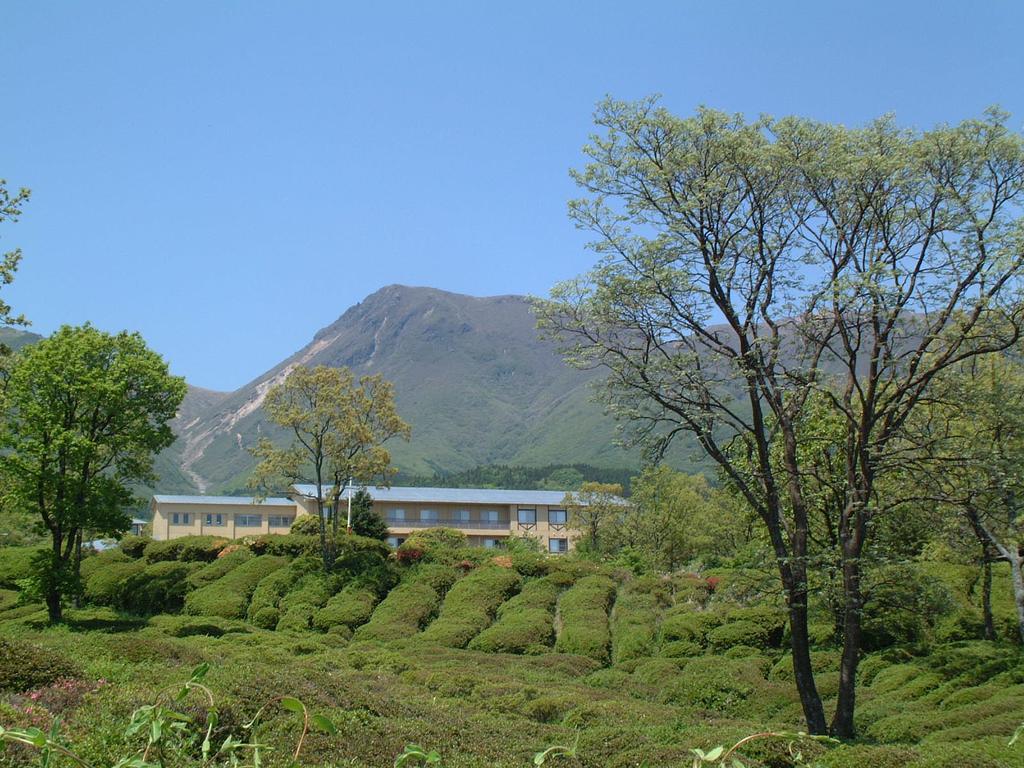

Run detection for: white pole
[[346, 477, 354, 531]]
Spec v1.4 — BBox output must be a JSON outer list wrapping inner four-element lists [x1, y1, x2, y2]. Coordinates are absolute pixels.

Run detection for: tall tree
[[250, 365, 409, 569], [0, 179, 30, 357], [563, 481, 626, 554], [0, 325, 185, 622], [918, 354, 1024, 643], [537, 100, 1024, 736], [350, 487, 388, 540]]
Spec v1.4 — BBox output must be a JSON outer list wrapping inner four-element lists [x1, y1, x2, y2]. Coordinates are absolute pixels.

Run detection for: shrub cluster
[[120, 560, 202, 614], [83, 558, 147, 605], [0, 637, 79, 692], [611, 576, 672, 663], [314, 584, 380, 632], [469, 575, 562, 653], [419, 566, 522, 648], [554, 573, 617, 663], [184, 555, 288, 618], [0, 546, 43, 589], [186, 548, 253, 590], [352, 564, 458, 642], [246, 561, 305, 622], [143, 535, 229, 563]]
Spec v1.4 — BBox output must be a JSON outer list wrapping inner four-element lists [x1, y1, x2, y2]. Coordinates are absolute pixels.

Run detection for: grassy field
[[0, 534, 1022, 767]]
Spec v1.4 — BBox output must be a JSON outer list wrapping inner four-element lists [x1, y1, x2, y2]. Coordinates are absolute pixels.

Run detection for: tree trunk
[[45, 587, 62, 623], [832, 527, 864, 739], [72, 528, 83, 609], [831, 499, 864, 741], [982, 554, 995, 641], [1008, 546, 1024, 645], [787, 583, 828, 735]]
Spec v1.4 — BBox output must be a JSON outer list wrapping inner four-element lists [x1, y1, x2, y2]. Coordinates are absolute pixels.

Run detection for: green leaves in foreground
[[0, 664, 338, 768]]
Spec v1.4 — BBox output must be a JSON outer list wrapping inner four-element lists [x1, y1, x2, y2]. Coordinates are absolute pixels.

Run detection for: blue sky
[[4, 1, 1023, 391]]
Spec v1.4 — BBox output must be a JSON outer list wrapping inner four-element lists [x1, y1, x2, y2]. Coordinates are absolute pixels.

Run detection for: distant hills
[[154, 285, 708, 494], [0, 288, 707, 495]]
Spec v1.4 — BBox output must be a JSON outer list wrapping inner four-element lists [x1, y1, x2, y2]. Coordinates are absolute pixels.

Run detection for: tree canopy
[[538, 99, 1024, 736], [0, 324, 185, 622]]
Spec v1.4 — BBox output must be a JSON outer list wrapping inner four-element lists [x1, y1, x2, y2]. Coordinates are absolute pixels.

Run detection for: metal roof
[[151, 495, 295, 507], [290, 484, 572, 506]]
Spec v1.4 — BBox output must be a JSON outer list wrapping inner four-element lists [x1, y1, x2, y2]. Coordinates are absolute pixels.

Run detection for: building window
[[171, 512, 190, 525], [517, 508, 536, 524], [420, 509, 438, 522], [386, 536, 406, 548], [455, 509, 470, 523], [548, 538, 568, 554], [549, 508, 567, 524], [268, 515, 294, 528], [388, 508, 406, 522], [481, 510, 499, 523], [236, 514, 262, 527], [483, 538, 502, 549], [204, 513, 224, 527]]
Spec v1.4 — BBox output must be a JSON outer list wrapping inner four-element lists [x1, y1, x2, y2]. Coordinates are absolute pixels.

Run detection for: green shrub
[[184, 555, 288, 618], [79, 548, 131, 581], [313, 585, 379, 632], [120, 560, 201, 614], [659, 655, 768, 714], [660, 640, 703, 658], [419, 566, 522, 647], [658, 606, 722, 645], [186, 548, 253, 589], [83, 558, 146, 605], [0, 546, 43, 589], [143, 535, 229, 563], [819, 745, 920, 768], [707, 620, 772, 651], [353, 582, 441, 641], [276, 602, 317, 632], [247, 564, 304, 620], [611, 586, 661, 664], [468, 576, 562, 654], [247, 533, 319, 557], [118, 535, 150, 558], [632, 657, 686, 686], [279, 571, 341, 614], [554, 574, 616, 663], [252, 606, 280, 629], [0, 637, 79, 692]]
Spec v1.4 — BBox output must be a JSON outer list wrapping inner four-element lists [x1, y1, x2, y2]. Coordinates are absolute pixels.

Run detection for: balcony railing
[[386, 517, 509, 530]]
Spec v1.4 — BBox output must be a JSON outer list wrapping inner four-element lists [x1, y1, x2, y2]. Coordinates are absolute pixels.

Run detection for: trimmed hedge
[[121, 560, 202, 614], [184, 555, 288, 619], [143, 535, 229, 563], [419, 566, 522, 648], [247, 564, 304, 621], [0, 637, 80, 692], [658, 605, 722, 646], [611, 576, 671, 664], [118, 535, 151, 558], [84, 559, 147, 606], [313, 585, 379, 632], [186, 548, 253, 590], [469, 576, 562, 654], [80, 549, 131, 581], [352, 565, 458, 642], [554, 574, 616, 663]]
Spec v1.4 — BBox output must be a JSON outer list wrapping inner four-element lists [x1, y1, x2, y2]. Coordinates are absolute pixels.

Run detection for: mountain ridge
[[156, 284, 683, 494]]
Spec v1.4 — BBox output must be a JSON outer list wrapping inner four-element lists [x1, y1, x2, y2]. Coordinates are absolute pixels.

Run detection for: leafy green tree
[[537, 99, 1024, 736], [564, 482, 627, 555], [0, 325, 185, 622], [0, 179, 29, 349], [350, 488, 388, 540], [250, 365, 410, 569], [917, 355, 1024, 643], [626, 466, 748, 571]]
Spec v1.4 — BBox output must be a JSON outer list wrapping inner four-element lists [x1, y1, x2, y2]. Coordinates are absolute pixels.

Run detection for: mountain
[[161, 285, 706, 494]]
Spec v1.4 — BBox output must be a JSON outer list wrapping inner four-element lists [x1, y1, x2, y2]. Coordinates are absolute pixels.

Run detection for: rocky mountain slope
[[157, 285, 694, 494]]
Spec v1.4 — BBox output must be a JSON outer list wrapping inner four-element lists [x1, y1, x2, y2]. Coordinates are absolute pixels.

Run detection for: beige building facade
[[151, 486, 575, 553]]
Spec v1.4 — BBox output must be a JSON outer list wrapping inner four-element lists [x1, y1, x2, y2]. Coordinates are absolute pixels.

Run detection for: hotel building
[[150, 485, 575, 554]]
